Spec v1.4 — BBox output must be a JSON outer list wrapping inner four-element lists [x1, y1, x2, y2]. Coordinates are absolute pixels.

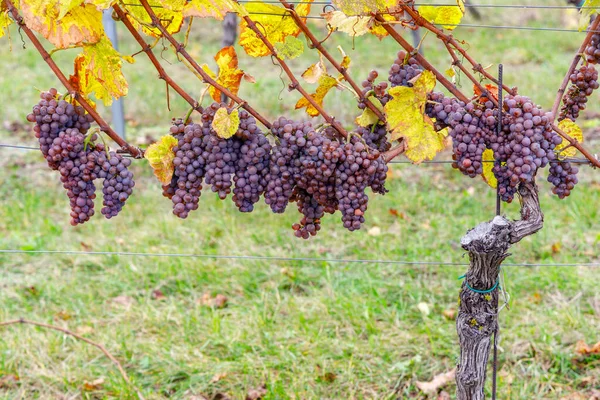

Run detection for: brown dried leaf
[[55, 310, 72, 321], [83, 378, 105, 391], [198, 293, 229, 309], [415, 368, 456, 395], [112, 295, 135, 308], [211, 372, 228, 383], [76, 326, 94, 335], [552, 242, 562, 254], [152, 289, 166, 300], [442, 308, 456, 320], [245, 384, 267, 400], [576, 340, 600, 355], [0, 374, 19, 389], [80, 241, 92, 251]]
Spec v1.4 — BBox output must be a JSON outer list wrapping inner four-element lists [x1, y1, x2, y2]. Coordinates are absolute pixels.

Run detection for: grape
[[290, 188, 324, 239], [162, 119, 186, 200], [547, 160, 579, 198], [559, 64, 599, 122], [585, 33, 600, 64], [358, 69, 390, 110], [357, 124, 391, 152], [388, 50, 424, 88], [96, 151, 135, 219]]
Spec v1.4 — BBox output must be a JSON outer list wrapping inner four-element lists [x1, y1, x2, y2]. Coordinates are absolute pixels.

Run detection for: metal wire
[[0, 249, 598, 267], [1, 143, 595, 166]]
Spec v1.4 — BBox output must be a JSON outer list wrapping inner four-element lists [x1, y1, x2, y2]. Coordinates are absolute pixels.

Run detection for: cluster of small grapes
[[265, 118, 388, 238], [165, 103, 271, 218], [559, 64, 599, 122], [426, 92, 573, 201], [547, 160, 579, 198], [585, 33, 600, 64], [28, 89, 135, 225], [388, 50, 424, 88], [357, 70, 390, 152]]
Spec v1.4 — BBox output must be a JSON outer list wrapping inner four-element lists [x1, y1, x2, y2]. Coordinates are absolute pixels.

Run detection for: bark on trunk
[[455, 182, 543, 399]]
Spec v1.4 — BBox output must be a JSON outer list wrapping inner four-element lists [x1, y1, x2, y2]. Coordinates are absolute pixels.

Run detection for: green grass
[[1, 1, 600, 399]]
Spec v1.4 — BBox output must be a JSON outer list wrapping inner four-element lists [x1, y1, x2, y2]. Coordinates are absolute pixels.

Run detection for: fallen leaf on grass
[[576, 340, 600, 355], [83, 377, 104, 391], [552, 242, 562, 254], [198, 293, 228, 309], [367, 226, 381, 236], [245, 384, 267, 400], [442, 308, 456, 320], [152, 289, 166, 300], [80, 241, 92, 251], [0, 374, 19, 389], [315, 365, 337, 383], [55, 310, 72, 320], [76, 326, 94, 335], [112, 295, 135, 308], [417, 302, 431, 316], [211, 372, 227, 383], [416, 368, 456, 395]]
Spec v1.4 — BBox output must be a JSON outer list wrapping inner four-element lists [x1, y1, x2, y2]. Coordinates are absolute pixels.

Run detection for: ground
[[0, 1, 599, 399]]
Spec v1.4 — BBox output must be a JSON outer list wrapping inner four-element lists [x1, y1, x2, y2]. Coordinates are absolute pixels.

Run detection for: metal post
[[102, 9, 126, 139]]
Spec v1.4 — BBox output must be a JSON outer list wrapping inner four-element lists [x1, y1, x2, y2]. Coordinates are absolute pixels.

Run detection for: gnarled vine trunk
[[456, 182, 543, 400]]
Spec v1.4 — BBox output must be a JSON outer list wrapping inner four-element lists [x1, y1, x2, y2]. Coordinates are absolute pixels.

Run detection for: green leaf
[[274, 36, 305, 59]]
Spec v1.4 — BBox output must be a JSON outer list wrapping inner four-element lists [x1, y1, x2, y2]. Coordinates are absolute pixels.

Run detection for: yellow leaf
[[212, 107, 240, 139], [368, 12, 394, 39], [0, 9, 13, 38], [20, 1, 103, 48], [145, 135, 179, 185], [332, 0, 397, 15], [274, 35, 304, 59], [580, 0, 600, 31], [302, 59, 326, 83], [418, 3, 464, 30], [159, 0, 247, 20], [322, 11, 370, 37], [202, 46, 245, 102], [337, 46, 351, 71], [481, 148, 497, 189], [384, 71, 444, 163], [69, 36, 133, 105], [355, 96, 383, 127], [295, 75, 338, 117], [239, 0, 313, 57], [556, 119, 583, 158], [123, 0, 183, 37]]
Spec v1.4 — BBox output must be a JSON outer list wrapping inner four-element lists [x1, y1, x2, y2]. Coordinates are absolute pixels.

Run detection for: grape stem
[[4, 0, 144, 158], [372, 13, 469, 103], [550, 14, 600, 122], [113, 5, 203, 116], [397, 4, 516, 97], [382, 139, 407, 163], [0, 318, 146, 400], [240, 14, 348, 138], [279, 0, 387, 124], [137, 0, 273, 130]]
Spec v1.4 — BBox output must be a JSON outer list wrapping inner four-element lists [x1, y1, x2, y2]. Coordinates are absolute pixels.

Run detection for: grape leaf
[[556, 119, 583, 158], [580, 0, 600, 31], [239, 0, 313, 57], [332, 0, 398, 15], [123, 0, 184, 37], [0, 8, 12, 38], [212, 107, 240, 139], [295, 75, 338, 117], [473, 83, 498, 103], [337, 46, 351, 71], [159, 0, 247, 20], [418, 1, 464, 30], [355, 95, 383, 127], [384, 70, 445, 163], [301, 59, 326, 84], [70, 36, 133, 105], [322, 11, 391, 39], [145, 135, 179, 185], [20, 1, 104, 48], [481, 149, 497, 188], [201, 46, 245, 102], [274, 36, 304, 59]]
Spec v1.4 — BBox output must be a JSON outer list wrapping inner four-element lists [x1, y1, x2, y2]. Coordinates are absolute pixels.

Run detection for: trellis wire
[[1, 143, 595, 165], [0, 249, 598, 267]]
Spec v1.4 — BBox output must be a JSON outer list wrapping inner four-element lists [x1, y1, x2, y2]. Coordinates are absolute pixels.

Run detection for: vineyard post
[[102, 8, 126, 139], [455, 182, 543, 399]]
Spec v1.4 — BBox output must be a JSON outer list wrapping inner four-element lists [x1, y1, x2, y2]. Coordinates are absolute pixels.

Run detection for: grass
[[1, 0, 600, 398]]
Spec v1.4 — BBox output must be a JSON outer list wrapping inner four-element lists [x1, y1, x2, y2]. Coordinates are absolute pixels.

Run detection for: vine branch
[[552, 123, 600, 168], [398, 4, 516, 97], [240, 14, 348, 137], [4, 0, 144, 158], [279, 0, 386, 124], [373, 13, 469, 103], [137, 0, 273, 129], [113, 5, 203, 116], [0, 318, 145, 400], [550, 14, 600, 121]]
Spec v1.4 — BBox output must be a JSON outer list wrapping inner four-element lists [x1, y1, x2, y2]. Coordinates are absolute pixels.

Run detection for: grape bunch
[[388, 50, 424, 88], [28, 89, 135, 225], [165, 102, 271, 218], [356, 70, 391, 152], [585, 33, 600, 64], [559, 64, 599, 122], [547, 160, 579, 199]]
